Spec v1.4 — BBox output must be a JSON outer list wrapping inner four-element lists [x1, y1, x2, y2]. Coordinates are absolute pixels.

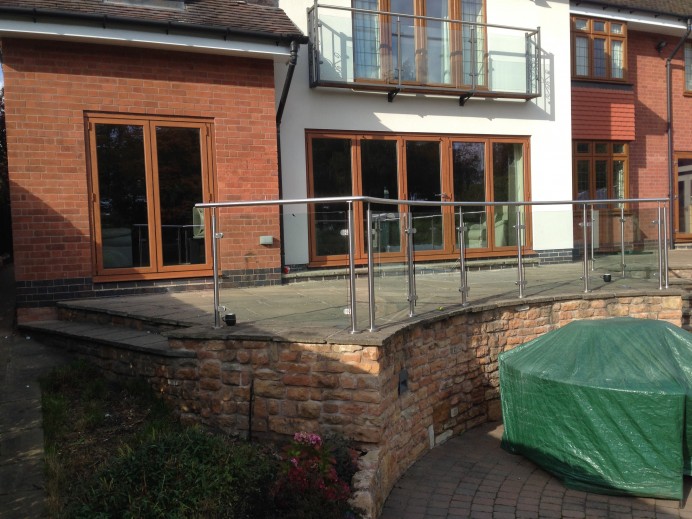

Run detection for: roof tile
[[0, 0, 304, 39]]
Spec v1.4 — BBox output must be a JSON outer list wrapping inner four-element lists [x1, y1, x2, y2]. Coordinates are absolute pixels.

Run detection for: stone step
[[20, 320, 195, 358], [56, 301, 197, 333]]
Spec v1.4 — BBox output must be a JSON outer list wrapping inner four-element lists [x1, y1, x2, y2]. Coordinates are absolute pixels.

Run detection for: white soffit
[[0, 19, 292, 58], [570, 5, 688, 35]]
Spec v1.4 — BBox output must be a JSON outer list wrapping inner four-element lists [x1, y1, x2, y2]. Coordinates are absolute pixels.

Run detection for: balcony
[[307, 2, 541, 103]]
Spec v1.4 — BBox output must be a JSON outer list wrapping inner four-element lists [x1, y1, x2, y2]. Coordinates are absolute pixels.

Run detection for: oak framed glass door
[[306, 131, 530, 266], [676, 153, 692, 242], [88, 115, 214, 278]]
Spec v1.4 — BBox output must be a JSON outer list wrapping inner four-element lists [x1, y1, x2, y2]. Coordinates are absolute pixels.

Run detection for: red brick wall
[[3, 39, 281, 288], [629, 30, 672, 199], [572, 87, 635, 141]]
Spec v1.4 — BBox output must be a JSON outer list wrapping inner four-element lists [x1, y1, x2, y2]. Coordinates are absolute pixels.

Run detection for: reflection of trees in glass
[[453, 142, 485, 203], [361, 140, 397, 201], [312, 138, 352, 256], [492, 143, 523, 202], [312, 138, 352, 197], [406, 141, 442, 250], [95, 124, 147, 229], [156, 127, 202, 226], [406, 141, 440, 202], [362, 140, 400, 253]]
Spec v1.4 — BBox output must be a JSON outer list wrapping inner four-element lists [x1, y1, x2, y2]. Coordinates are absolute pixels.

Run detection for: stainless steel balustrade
[[307, 1, 541, 99], [196, 196, 671, 331]]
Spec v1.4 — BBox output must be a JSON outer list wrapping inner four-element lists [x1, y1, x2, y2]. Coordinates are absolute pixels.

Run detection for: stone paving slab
[[381, 422, 692, 519], [0, 333, 71, 519], [21, 320, 195, 358]]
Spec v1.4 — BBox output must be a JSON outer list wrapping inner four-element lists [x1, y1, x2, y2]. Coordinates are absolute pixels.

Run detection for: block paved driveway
[[380, 422, 692, 519]]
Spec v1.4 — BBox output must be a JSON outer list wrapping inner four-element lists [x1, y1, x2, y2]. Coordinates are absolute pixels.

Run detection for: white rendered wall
[[276, 0, 573, 265]]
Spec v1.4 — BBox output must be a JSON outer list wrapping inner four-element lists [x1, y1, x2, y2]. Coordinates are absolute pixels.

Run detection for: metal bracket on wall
[[459, 93, 473, 106], [388, 88, 400, 102]]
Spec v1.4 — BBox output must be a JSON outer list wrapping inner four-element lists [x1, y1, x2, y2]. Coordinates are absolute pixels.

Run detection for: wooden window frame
[[684, 42, 692, 94], [87, 113, 216, 282], [352, 0, 488, 89], [306, 130, 531, 267], [572, 140, 629, 203], [571, 16, 627, 82]]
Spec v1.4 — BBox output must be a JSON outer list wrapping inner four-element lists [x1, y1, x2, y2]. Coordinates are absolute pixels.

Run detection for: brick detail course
[[13, 267, 281, 313], [3, 38, 281, 287], [571, 86, 635, 141], [58, 293, 683, 519]]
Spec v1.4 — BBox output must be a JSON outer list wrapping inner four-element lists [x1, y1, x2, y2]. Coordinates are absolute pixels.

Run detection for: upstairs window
[[353, 0, 486, 88], [572, 17, 627, 81]]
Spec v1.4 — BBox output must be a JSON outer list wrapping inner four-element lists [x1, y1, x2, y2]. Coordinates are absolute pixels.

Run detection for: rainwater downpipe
[[667, 19, 692, 248], [275, 40, 301, 271]]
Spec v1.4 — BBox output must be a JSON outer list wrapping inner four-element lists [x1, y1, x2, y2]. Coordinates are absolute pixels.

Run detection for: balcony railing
[[307, 1, 541, 102], [197, 197, 671, 332]]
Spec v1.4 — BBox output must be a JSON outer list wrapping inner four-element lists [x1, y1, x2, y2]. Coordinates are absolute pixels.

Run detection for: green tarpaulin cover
[[500, 317, 692, 500]]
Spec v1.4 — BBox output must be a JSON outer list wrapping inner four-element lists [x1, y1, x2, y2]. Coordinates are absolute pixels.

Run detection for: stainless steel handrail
[[197, 196, 671, 330]]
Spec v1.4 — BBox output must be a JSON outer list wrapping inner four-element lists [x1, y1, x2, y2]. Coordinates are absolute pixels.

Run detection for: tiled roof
[[0, 0, 305, 41], [575, 0, 692, 18]]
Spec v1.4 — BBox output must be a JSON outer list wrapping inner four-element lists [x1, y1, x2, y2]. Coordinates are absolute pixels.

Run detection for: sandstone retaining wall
[[63, 293, 683, 518]]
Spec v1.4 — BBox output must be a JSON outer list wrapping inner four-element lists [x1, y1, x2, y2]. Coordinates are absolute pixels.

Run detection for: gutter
[[666, 18, 692, 248], [0, 6, 308, 45], [576, 1, 689, 22], [275, 40, 301, 270]]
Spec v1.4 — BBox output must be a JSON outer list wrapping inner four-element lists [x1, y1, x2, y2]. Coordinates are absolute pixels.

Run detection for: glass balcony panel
[[457, 208, 488, 249], [586, 202, 661, 282], [309, 3, 540, 98]]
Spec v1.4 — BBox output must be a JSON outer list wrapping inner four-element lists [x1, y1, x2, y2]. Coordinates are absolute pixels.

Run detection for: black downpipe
[[667, 19, 692, 248], [275, 40, 300, 273]]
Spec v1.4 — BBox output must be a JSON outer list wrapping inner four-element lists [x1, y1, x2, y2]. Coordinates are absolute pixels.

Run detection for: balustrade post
[[582, 203, 590, 293], [657, 204, 663, 291], [347, 201, 358, 333], [620, 205, 626, 278], [406, 208, 417, 318], [458, 208, 469, 306], [515, 207, 526, 298], [211, 207, 223, 329], [663, 204, 670, 288], [366, 203, 376, 332]]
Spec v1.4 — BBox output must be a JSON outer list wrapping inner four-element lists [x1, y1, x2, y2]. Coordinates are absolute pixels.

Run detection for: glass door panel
[[575, 159, 590, 200], [354, 0, 382, 80], [361, 139, 401, 254], [406, 140, 443, 251], [492, 143, 524, 247], [677, 157, 692, 237], [390, 0, 416, 81], [452, 141, 487, 249], [311, 138, 352, 257], [94, 123, 151, 269], [424, 0, 452, 85], [462, 0, 485, 86], [155, 126, 206, 267]]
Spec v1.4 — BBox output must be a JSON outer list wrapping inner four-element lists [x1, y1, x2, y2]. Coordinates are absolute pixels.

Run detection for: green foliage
[[41, 362, 363, 519], [64, 428, 278, 519]]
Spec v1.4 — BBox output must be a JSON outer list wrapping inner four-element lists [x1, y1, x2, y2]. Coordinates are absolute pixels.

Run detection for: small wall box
[[259, 235, 273, 246]]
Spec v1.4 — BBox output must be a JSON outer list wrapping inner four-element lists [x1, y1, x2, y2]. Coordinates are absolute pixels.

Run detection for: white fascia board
[[0, 19, 291, 58], [570, 5, 688, 34]]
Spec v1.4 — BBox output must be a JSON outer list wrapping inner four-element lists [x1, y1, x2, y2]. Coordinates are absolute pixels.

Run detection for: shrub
[[273, 432, 362, 519], [63, 427, 278, 519]]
